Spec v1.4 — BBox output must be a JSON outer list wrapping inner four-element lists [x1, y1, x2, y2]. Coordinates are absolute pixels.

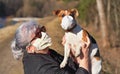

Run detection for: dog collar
[[65, 24, 77, 32]]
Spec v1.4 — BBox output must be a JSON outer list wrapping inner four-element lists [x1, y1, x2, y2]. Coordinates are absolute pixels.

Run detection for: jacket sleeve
[[23, 49, 89, 74], [36, 62, 89, 74], [45, 49, 89, 74], [67, 58, 89, 74], [76, 67, 89, 74]]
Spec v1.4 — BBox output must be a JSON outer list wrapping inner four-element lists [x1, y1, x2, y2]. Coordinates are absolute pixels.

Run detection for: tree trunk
[[94, 15, 99, 31], [23, 0, 31, 17], [107, 0, 111, 26], [113, 1, 119, 36], [96, 0, 110, 47], [113, 1, 120, 47]]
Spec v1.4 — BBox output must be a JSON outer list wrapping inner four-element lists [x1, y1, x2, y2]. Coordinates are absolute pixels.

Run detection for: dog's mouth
[[61, 15, 76, 31]]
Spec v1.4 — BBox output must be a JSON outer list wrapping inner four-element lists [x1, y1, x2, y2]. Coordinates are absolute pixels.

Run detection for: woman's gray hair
[[11, 21, 39, 60]]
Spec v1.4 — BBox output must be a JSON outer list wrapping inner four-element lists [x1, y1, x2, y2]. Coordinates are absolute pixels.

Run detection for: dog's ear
[[53, 10, 61, 16], [70, 9, 79, 17]]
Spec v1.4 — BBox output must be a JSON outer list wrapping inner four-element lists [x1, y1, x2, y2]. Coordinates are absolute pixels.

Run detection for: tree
[[96, 0, 110, 47]]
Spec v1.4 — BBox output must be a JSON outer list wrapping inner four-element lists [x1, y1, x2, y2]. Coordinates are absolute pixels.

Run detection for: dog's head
[[53, 9, 79, 31]]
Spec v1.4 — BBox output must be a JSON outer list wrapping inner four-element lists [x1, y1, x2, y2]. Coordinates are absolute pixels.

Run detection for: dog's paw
[[60, 62, 67, 68]]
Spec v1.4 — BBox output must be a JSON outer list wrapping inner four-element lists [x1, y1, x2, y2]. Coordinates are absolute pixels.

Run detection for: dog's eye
[[70, 14, 74, 17], [62, 14, 65, 17]]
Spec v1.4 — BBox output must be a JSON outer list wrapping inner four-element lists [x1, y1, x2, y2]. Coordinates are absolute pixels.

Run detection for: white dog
[[53, 9, 102, 74]]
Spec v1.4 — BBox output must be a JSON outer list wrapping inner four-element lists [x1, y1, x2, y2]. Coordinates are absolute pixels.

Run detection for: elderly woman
[[11, 21, 90, 74]]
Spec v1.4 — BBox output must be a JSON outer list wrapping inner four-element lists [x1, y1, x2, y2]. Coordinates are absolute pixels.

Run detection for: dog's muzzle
[[61, 16, 76, 30]]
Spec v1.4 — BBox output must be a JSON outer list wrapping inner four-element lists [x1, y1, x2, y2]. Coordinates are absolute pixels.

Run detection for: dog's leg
[[90, 44, 102, 74], [60, 43, 70, 68], [91, 57, 102, 74]]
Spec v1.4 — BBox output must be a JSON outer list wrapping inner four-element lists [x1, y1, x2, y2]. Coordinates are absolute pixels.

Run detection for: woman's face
[[26, 26, 49, 54], [26, 39, 49, 54]]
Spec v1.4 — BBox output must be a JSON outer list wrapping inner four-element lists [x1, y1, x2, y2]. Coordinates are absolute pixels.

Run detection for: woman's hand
[[62, 35, 66, 45], [62, 34, 91, 72], [26, 40, 36, 53], [70, 36, 90, 72], [76, 36, 90, 72]]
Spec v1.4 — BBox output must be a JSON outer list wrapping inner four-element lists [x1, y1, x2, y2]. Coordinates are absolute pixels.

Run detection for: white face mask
[[32, 32, 52, 50], [61, 16, 76, 30]]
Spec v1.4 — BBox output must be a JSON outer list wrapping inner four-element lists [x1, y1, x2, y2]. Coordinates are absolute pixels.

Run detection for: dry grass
[[0, 23, 20, 43]]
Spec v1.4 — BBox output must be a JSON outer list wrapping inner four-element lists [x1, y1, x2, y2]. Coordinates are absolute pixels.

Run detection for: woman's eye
[[62, 14, 65, 17]]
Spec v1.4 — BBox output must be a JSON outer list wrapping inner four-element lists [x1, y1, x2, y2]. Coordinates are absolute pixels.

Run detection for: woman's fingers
[[62, 35, 66, 45], [26, 44, 35, 53], [86, 36, 91, 48]]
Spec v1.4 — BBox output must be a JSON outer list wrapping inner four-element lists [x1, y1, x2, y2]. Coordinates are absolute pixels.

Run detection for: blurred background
[[0, 0, 119, 74]]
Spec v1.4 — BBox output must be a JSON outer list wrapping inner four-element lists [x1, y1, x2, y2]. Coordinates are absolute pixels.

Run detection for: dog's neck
[[66, 24, 82, 34]]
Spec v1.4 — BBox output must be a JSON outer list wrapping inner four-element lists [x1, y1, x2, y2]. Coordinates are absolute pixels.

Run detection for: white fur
[[92, 57, 102, 74], [60, 24, 102, 74]]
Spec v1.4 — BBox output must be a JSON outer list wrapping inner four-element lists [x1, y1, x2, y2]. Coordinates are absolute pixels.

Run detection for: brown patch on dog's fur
[[53, 9, 79, 21], [82, 30, 88, 42], [94, 56, 101, 61], [94, 49, 101, 60]]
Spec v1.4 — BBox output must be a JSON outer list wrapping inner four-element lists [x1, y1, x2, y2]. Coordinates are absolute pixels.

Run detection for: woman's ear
[[41, 26, 46, 32]]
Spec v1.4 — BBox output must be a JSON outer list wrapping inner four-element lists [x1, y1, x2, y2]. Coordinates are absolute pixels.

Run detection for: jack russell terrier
[[53, 9, 102, 74]]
